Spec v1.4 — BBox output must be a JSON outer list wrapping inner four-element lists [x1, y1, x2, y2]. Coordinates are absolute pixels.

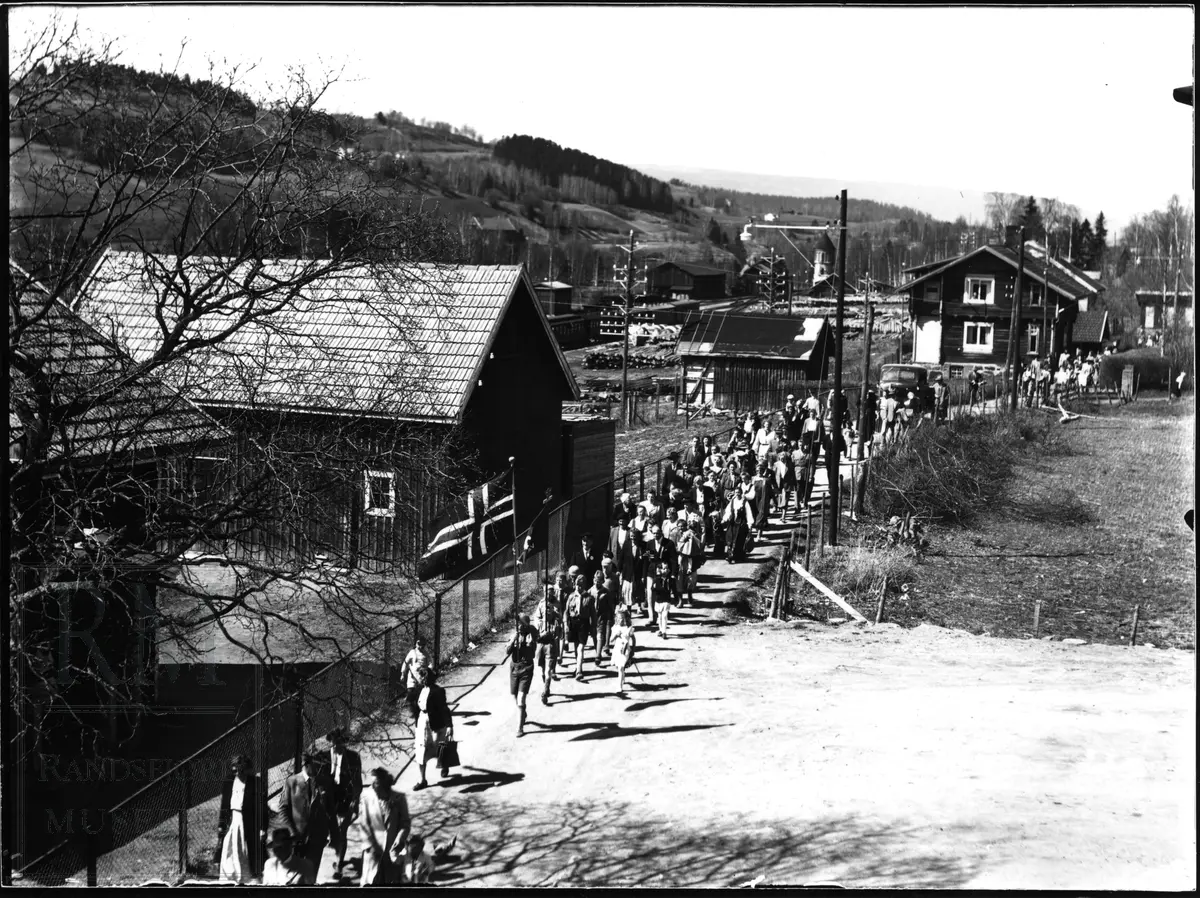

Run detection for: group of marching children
[[511, 416, 843, 724]]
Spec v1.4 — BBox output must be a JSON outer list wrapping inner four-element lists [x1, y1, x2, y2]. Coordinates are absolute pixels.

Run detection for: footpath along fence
[[19, 419, 738, 887]]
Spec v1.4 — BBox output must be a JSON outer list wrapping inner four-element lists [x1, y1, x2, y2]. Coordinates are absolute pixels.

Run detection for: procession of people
[[214, 393, 906, 887]]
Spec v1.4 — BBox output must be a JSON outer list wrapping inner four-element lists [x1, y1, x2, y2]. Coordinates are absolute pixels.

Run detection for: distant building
[[677, 312, 833, 409], [534, 280, 574, 316], [1135, 290, 1194, 335], [1069, 309, 1111, 356], [646, 261, 728, 301], [891, 235, 1104, 368]]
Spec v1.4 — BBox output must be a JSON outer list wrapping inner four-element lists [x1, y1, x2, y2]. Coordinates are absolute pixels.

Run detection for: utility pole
[[828, 189, 848, 546], [1008, 226, 1026, 411], [617, 230, 642, 427]]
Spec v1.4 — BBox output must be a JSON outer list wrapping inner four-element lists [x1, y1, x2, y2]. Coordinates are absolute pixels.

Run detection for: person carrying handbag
[[413, 668, 454, 790]]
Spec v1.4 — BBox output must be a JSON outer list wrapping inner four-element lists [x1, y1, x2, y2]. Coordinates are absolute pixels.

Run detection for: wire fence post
[[488, 565, 496, 619], [86, 833, 97, 888], [639, 465, 645, 502], [1033, 600, 1042, 638], [293, 685, 304, 774], [818, 497, 826, 556], [178, 763, 191, 878], [1130, 603, 1141, 646], [462, 578, 470, 648], [433, 593, 442, 668], [805, 504, 813, 569]]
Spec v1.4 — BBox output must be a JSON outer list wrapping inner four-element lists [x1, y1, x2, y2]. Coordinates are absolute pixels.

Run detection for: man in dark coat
[[279, 751, 335, 880], [608, 516, 640, 610], [324, 728, 363, 880], [566, 533, 601, 585], [641, 522, 678, 613]]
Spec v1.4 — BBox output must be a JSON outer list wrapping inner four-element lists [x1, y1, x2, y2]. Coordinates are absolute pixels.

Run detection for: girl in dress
[[216, 754, 267, 884], [413, 668, 454, 790], [609, 609, 637, 696]]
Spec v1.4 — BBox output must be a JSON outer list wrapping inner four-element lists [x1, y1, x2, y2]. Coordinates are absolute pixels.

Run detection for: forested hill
[[677, 180, 937, 226], [54, 60, 258, 115], [492, 135, 676, 215]]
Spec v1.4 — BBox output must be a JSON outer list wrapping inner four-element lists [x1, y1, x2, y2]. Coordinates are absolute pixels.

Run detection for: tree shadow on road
[[414, 797, 985, 888]]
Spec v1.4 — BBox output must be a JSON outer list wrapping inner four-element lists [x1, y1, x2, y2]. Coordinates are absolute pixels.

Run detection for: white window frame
[[963, 321, 995, 354], [1144, 305, 1157, 329], [364, 470, 396, 518], [964, 276, 995, 305], [1027, 324, 1040, 354]]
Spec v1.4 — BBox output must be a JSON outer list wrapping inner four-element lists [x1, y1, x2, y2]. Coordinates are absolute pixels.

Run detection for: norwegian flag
[[417, 469, 514, 581]]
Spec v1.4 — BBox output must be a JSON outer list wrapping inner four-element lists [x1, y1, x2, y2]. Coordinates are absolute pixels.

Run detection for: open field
[[884, 398, 1195, 648]]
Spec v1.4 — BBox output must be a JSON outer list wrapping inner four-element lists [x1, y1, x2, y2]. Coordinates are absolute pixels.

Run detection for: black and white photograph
[[5, 3, 1194, 889]]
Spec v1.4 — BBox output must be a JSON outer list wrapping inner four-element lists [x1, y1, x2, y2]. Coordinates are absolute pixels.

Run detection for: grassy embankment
[[750, 400, 1194, 650]]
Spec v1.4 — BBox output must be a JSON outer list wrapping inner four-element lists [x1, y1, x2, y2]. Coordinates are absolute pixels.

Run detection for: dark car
[[879, 364, 936, 415]]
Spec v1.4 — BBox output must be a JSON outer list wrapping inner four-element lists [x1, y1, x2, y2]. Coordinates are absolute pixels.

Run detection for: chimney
[[1004, 226, 1020, 251]]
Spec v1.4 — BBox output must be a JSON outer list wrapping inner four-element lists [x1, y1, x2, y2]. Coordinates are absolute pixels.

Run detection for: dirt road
[[342, 556, 1195, 889]]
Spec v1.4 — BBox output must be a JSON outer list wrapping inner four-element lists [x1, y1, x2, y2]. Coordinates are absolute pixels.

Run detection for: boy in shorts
[[504, 613, 540, 737]]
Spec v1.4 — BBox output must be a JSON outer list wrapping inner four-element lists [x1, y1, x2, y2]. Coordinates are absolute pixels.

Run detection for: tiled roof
[[1072, 310, 1109, 344], [9, 263, 222, 463], [79, 251, 575, 422], [806, 274, 860, 297], [677, 312, 830, 360], [816, 232, 837, 257], [653, 261, 728, 277]]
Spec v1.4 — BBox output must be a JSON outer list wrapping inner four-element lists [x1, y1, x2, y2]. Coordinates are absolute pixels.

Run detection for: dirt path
[[336, 553, 1194, 889]]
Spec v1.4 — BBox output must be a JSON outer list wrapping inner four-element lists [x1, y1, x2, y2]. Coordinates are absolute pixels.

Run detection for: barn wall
[[462, 282, 569, 533]]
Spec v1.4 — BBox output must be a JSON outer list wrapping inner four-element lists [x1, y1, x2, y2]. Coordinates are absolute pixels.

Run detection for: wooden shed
[[647, 261, 728, 300], [560, 413, 617, 547], [677, 312, 833, 411]]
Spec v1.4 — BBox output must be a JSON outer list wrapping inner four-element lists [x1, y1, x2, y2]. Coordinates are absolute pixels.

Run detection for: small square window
[[364, 470, 396, 518], [965, 277, 994, 304], [964, 322, 994, 354]]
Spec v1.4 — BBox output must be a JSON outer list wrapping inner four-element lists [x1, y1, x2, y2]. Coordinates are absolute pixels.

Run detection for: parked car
[[879, 363, 936, 415]]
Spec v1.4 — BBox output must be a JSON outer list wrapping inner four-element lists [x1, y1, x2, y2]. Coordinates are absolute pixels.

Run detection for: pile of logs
[[582, 344, 680, 370]]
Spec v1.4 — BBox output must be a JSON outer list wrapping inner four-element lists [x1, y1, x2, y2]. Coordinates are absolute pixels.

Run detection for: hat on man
[[617, 515, 629, 525], [787, 393, 795, 400], [327, 726, 349, 745]]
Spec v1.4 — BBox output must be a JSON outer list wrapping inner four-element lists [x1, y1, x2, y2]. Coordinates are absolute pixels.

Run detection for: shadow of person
[[442, 765, 525, 794]]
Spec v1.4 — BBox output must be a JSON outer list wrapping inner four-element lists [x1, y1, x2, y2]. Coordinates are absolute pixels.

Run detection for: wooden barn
[[80, 252, 580, 573], [646, 261, 729, 300], [677, 312, 833, 411]]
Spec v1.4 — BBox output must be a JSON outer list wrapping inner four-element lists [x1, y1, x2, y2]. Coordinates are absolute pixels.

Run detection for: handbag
[[436, 739, 460, 769]]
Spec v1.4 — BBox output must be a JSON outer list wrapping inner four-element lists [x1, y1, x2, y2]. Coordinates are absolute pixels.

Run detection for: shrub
[[1096, 348, 1172, 389], [864, 411, 1060, 525]]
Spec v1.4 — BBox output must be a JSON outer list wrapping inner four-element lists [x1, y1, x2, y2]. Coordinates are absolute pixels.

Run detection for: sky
[[9, 4, 1195, 232]]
